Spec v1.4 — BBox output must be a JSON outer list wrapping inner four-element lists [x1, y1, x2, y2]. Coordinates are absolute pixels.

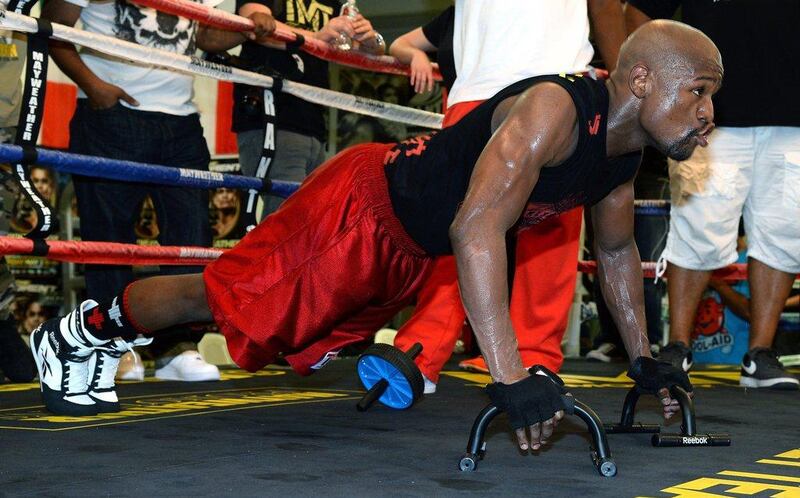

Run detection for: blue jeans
[[69, 101, 212, 302]]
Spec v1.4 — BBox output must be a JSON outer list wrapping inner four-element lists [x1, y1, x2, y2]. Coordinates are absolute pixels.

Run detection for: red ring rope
[[577, 261, 754, 282], [131, 0, 443, 79], [1, 236, 781, 282], [0, 237, 222, 266]]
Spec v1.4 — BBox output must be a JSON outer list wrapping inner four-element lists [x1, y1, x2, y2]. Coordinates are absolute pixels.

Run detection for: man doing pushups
[[32, 20, 719, 453]]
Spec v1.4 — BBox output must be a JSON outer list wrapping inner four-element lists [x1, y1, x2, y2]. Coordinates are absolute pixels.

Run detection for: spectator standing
[[41, 0, 275, 390], [233, 0, 385, 218], [0, 1, 37, 383], [627, 0, 800, 390]]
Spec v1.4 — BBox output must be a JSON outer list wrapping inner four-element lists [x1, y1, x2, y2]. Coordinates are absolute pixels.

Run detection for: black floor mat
[[1, 359, 798, 497]]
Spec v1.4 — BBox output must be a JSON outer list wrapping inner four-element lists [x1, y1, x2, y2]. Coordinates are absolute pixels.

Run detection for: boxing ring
[[1, 3, 800, 496], [0, 3, 792, 345]]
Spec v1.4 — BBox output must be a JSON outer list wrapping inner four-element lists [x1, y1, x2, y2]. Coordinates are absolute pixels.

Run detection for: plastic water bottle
[[334, 0, 359, 50]]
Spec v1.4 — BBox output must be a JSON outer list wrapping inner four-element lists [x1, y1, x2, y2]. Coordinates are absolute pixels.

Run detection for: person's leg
[[738, 126, 800, 389], [510, 208, 583, 373], [389, 100, 486, 383], [634, 161, 671, 347], [287, 296, 426, 377], [148, 112, 218, 380], [69, 101, 151, 300], [154, 112, 212, 273], [29, 273, 209, 415], [394, 256, 466, 383], [665, 265, 712, 344], [37, 186, 378, 411], [305, 135, 327, 176], [127, 274, 213, 330], [0, 317, 36, 382], [660, 127, 753, 370], [240, 129, 320, 218], [748, 258, 795, 349], [236, 128, 270, 222], [744, 126, 800, 349], [205, 142, 428, 376]]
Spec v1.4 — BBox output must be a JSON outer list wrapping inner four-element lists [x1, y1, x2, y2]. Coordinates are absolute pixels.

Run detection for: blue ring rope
[[0, 143, 301, 198], [0, 145, 674, 210], [633, 206, 670, 216]]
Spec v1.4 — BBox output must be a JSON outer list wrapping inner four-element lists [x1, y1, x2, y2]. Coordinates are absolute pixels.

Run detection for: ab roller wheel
[[356, 342, 424, 411]]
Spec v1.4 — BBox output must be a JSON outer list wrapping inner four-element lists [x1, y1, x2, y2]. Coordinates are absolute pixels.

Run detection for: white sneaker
[[88, 336, 153, 413], [155, 351, 221, 382], [374, 328, 398, 345], [423, 374, 437, 395], [116, 351, 145, 381], [586, 343, 618, 363], [30, 313, 98, 416]]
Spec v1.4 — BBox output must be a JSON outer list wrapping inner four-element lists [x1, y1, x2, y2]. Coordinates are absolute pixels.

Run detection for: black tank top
[[383, 74, 641, 255]]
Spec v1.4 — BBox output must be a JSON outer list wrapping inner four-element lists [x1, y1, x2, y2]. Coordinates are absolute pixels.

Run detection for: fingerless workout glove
[[485, 366, 569, 430], [627, 356, 693, 394]]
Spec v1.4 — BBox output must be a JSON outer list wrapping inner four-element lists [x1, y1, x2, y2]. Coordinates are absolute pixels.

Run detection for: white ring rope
[[633, 199, 669, 207], [0, 10, 443, 129]]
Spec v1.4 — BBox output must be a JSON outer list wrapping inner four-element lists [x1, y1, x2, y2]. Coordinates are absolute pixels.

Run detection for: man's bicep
[[41, 0, 83, 26], [402, 28, 437, 52], [591, 180, 635, 251], [459, 92, 575, 233]]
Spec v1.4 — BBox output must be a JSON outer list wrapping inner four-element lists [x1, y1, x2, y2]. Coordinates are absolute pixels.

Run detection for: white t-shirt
[[449, 0, 594, 106], [67, 0, 216, 115], [0, 0, 26, 128]]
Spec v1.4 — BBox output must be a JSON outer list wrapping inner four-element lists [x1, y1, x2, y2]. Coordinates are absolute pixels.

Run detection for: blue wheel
[[357, 344, 423, 410]]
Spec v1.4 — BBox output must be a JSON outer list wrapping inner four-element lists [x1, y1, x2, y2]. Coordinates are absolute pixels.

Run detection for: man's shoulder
[[516, 75, 600, 114], [522, 79, 575, 100]]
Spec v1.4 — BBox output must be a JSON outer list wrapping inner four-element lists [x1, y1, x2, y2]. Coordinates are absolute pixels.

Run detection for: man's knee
[[185, 277, 209, 314]]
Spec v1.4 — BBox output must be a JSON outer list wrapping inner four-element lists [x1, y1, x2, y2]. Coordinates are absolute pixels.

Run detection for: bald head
[[617, 20, 722, 82], [608, 20, 723, 162]]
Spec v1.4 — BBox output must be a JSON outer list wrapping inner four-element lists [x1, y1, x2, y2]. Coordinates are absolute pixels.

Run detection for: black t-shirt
[[421, 6, 456, 91], [231, 0, 341, 139], [384, 75, 641, 255], [627, 0, 800, 127]]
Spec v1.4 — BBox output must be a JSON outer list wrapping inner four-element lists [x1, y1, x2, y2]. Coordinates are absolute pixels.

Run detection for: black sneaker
[[87, 336, 153, 413], [740, 348, 799, 390], [658, 341, 693, 372], [29, 317, 98, 415], [0, 318, 36, 382]]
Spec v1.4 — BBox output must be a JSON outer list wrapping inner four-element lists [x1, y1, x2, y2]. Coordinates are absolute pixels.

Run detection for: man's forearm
[[623, 3, 652, 34], [196, 27, 246, 52], [597, 241, 651, 362], [452, 230, 526, 384], [588, 0, 626, 72], [389, 40, 421, 65], [710, 281, 751, 322]]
